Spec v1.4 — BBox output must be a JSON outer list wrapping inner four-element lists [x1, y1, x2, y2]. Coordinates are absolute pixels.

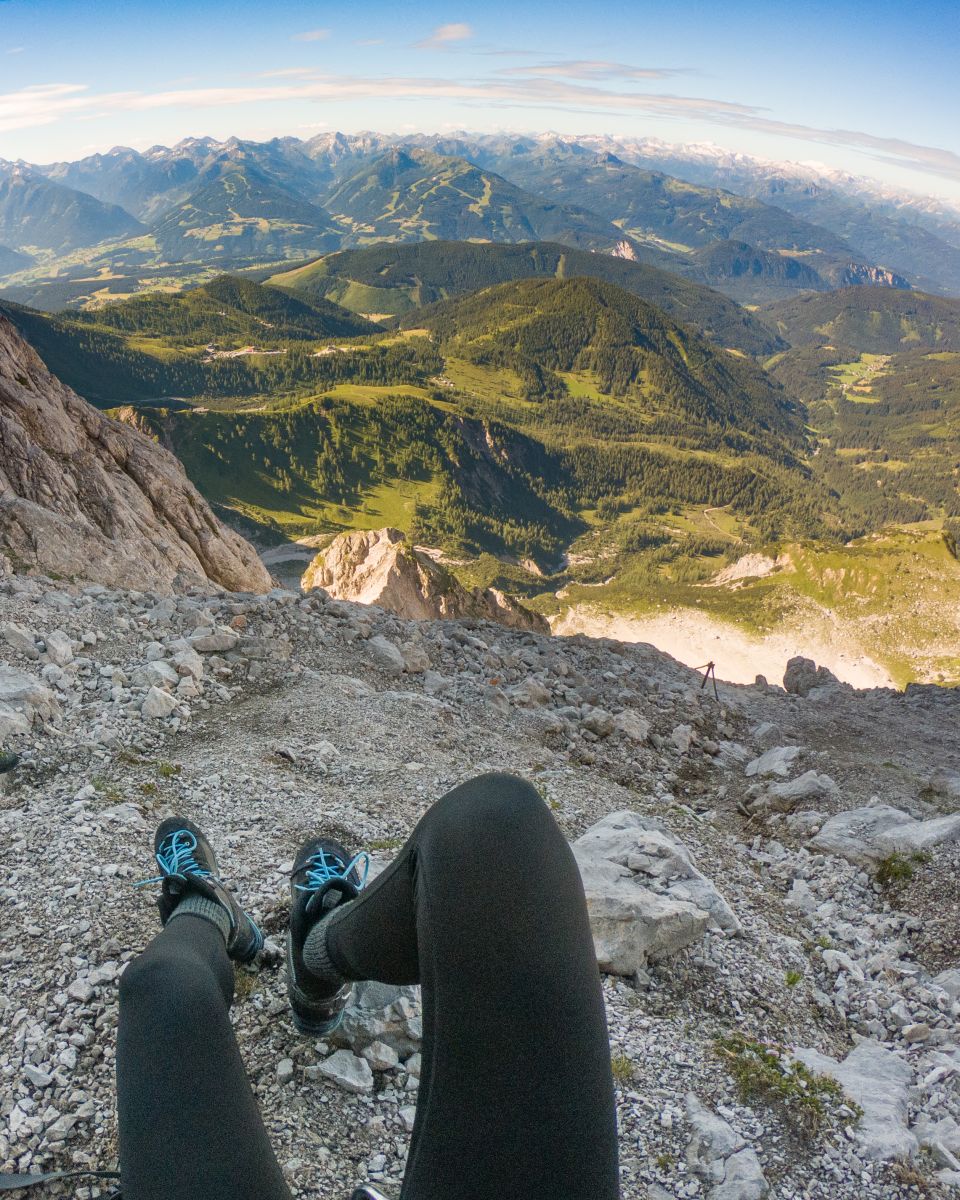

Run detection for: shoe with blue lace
[[140, 816, 263, 963], [287, 835, 369, 1035]]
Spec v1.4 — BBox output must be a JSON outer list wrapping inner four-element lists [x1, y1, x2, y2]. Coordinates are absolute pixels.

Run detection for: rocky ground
[[1, 559, 958, 1199]]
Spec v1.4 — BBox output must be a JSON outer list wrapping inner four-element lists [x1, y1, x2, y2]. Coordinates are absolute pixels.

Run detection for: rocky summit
[[302, 526, 548, 633], [0, 548, 958, 1199], [0, 314, 271, 595]]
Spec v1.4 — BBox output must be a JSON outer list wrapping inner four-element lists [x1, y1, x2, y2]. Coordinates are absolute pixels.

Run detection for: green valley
[[2, 259, 959, 684]]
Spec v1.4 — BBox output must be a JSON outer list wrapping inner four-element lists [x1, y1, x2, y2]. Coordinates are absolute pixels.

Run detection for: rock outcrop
[[302, 527, 547, 633], [0, 314, 271, 593], [783, 656, 839, 696], [793, 1042, 916, 1162], [572, 810, 741, 975]]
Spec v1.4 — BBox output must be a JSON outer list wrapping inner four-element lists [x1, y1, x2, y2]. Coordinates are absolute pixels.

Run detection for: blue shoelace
[[136, 829, 211, 888], [295, 848, 370, 895]]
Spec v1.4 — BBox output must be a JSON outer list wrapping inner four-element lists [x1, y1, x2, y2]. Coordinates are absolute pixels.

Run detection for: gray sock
[[302, 911, 346, 989], [168, 892, 231, 944]]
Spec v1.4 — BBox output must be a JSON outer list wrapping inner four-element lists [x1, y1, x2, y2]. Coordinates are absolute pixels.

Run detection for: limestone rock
[[133, 660, 179, 691], [876, 812, 960, 857], [0, 313, 271, 593], [573, 811, 738, 975], [810, 804, 960, 865], [577, 811, 741, 936], [400, 641, 430, 674], [752, 770, 839, 814], [43, 630, 73, 666], [510, 677, 551, 707], [793, 1042, 916, 1162], [671, 723, 694, 753], [927, 768, 960, 800], [783, 656, 839, 696], [685, 1093, 769, 1199], [613, 710, 650, 743], [316, 1049, 374, 1094], [331, 982, 423, 1058], [141, 686, 178, 719], [1, 621, 38, 659], [0, 702, 30, 738], [189, 628, 239, 654], [745, 745, 802, 779], [933, 969, 960, 1001], [582, 706, 615, 737], [367, 635, 404, 677], [302, 527, 547, 633], [0, 664, 58, 727], [361, 1041, 400, 1071]]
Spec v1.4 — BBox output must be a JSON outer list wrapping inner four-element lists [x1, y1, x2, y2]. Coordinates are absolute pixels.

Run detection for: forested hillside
[[269, 240, 782, 355], [68, 275, 378, 345]]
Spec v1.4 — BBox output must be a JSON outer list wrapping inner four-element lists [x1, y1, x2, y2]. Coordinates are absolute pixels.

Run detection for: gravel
[[0, 558, 957, 1198]]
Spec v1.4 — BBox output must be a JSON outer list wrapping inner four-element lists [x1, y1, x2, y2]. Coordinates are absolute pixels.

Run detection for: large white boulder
[[573, 811, 740, 976], [141, 686, 178, 719], [810, 804, 960, 864], [793, 1041, 916, 1162], [876, 813, 960, 857]]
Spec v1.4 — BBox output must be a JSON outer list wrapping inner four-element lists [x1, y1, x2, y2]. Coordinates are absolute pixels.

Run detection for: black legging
[[117, 773, 620, 1200]]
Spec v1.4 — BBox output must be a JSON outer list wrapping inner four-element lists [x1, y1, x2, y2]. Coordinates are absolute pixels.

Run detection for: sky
[[1, 0, 959, 201]]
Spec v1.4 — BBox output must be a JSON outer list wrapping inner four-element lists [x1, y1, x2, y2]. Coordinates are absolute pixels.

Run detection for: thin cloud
[[415, 23, 473, 50], [260, 67, 319, 79], [6, 46, 25, 54], [499, 60, 692, 81], [292, 29, 330, 42], [2, 73, 958, 186]]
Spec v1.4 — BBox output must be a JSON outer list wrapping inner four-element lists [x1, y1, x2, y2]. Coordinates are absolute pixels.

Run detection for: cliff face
[[302, 527, 548, 633], [0, 314, 272, 593]]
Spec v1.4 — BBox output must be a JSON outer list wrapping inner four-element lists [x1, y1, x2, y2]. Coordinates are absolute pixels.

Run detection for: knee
[[119, 943, 223, 1021], [439, 772, 550, 839]]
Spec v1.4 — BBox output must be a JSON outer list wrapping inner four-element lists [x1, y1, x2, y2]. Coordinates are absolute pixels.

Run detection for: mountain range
[[1, 128, 958, 683], [1, 130, 954, 314]]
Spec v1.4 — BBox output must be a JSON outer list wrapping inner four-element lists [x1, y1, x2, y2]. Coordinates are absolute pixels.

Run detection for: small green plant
[[816, 934, 832, 950], [655, 1153, 675, 1171], [141, 781, 157, 796], [610, 1053, 634, 1084], [157, 761, 181, 779], [875, 850, 931, 889], [92, 776, 123, 803], [714, 1032, 848, 1138], [887, 1157, 937, 1195], [368, 837, 402, 851], [785, 969, 803, 988]]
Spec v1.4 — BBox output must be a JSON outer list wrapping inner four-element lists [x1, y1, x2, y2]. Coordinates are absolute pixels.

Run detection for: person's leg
[[117, 914, 292, 1200], [310, 772, 619, 1200]]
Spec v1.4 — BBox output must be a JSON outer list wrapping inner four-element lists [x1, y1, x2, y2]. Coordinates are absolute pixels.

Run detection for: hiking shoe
[[138, 816, 263, 963], [287, 836, 369, 1035]]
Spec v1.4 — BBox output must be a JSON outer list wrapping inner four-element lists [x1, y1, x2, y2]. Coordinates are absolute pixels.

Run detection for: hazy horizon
[[1, 0, 958, 202]]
